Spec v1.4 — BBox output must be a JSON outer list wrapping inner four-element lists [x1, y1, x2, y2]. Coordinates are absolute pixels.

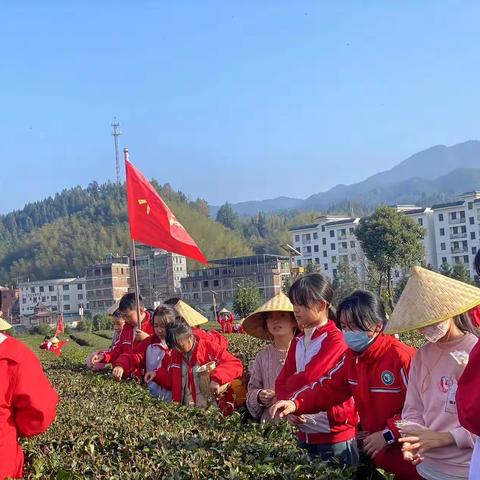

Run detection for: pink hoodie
[[402, 333, 477, 478]]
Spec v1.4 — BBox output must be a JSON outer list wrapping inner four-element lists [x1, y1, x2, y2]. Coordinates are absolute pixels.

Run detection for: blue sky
[[1, 1, 480, 213]]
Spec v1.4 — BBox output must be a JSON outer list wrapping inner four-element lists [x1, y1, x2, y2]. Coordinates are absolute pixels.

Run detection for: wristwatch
[[382, 429, 395, 445]]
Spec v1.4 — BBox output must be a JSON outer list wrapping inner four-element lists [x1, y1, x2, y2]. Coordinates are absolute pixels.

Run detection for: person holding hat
[[383, 267, 480, 480], [243, 292, 297, 422], [217, 307, 234, 334], [456, 250, 480, 480]]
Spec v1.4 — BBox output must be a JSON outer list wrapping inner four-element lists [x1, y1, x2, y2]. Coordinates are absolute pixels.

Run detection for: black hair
[[118, 293, 144, 312], [44, 336, 49, 340], [475, 250, 480, 277], [165, 316, 193, 350], [454, 312, 480, 337], [153, 304, 177, 328], [337, 290, 387, 332], [288, 273, 336, 321], [164, 297, 181, 306]]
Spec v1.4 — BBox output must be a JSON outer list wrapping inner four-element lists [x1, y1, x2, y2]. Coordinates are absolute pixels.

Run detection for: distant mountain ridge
[[211, 140, 480, 216]]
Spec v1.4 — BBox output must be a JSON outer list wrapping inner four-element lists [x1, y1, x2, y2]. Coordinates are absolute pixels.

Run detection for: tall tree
[[332, 263, 361, 304], [356, 206, 425, 310], [232, 281, 262, 319], [216, 203, 239, 230], [440, 262, 472, 285]]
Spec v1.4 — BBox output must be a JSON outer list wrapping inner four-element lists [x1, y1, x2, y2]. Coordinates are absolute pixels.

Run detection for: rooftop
[[431, 200, 465, 210], [324, 218, 359, 227], [19, 277, 85, 287], [288, 223, 320, 232]]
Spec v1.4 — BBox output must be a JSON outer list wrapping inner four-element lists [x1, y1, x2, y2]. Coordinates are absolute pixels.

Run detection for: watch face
[[383, 430, 395, 443]]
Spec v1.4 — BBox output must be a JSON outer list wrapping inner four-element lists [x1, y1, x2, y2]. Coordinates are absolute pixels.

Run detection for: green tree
[[332, 263, 361, 304], [439, 262, 472, 284], [356, 206, 425, 310], [232, 281, 262, 319], [216, 203, 239, 230]]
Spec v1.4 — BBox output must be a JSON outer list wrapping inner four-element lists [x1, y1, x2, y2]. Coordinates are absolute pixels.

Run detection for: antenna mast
[[112, 118, 122, 185]]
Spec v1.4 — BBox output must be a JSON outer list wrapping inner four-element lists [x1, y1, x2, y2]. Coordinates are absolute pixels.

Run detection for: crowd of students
[[1, 252, 480, 480]]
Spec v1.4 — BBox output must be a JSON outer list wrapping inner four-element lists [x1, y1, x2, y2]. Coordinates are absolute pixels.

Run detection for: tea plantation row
[[19, 334, 355, 479]]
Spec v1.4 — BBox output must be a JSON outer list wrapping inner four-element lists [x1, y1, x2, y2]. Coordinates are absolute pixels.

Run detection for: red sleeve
[[103, 327, 131, 364], [154, 353, 173, 389], [457, 339, 480, 436], [13, 346, 59, 437], [277, 333, 348, 400], [113, 337, 150, 377], [209, 344, 244, 385], [293, 355, 350, 415]]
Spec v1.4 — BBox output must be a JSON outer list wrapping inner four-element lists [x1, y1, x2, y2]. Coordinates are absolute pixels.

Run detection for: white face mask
[[419, 320, 451, 343]]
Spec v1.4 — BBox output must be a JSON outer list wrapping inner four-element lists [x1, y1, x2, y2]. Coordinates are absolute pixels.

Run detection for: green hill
[[0, 182, 252, 284]]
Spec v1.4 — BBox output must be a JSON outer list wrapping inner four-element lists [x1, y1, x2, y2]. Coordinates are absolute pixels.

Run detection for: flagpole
[[124, 148, 143, 345]]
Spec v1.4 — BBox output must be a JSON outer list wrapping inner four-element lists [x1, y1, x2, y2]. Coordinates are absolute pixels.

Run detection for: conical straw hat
[[174, 300, 208, 327], [218, 308, 230, 314], [385, 266, 480, 334], [0, 317, 12, 330], [243, 292, 294, 340]]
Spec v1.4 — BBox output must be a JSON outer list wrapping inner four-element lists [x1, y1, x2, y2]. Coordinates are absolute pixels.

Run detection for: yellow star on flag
[[138, 199, 151, 215]]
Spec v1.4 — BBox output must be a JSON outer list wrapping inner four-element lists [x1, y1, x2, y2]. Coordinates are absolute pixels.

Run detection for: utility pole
[[112, 118, 121, 185]]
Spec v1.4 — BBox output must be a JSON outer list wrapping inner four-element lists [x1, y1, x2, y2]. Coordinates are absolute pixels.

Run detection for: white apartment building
[[290, 192, 480, 283], [290, 216, 366, 282], [432, 192, 480, 280], [19, 277, 87, 318]]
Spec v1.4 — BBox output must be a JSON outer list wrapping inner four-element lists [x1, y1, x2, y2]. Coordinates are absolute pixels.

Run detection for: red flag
[[125, 159, 208, 264], [55, 315, 64, 336]]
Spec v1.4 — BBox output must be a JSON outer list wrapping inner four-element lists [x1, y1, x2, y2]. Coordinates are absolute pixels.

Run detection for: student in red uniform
[[273, 274, 358, 466], [148, 316, 244, 415], [0, 332, 59, 480], [91, 293, 154, 375], [271, 290, 419, 480], [112, 304, 173, 401]]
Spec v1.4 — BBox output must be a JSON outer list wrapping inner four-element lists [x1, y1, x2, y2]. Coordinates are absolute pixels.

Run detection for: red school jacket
[[154, 333, 243, 404], [0, 333, 59, 480], [102, 310, 154, 365], [275, 320, 357, 445], [457, 337, 480, 436], [113, 334, 170, 378], [291, 333, 418, 480]]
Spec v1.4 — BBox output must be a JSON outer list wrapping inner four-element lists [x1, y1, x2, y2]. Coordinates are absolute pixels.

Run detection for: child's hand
[[91, 353, 104, 365], [209, 381, 221, 396], [135, 330, 150, 342], [258, 389, 276, 407], [269, 400, 297, 419], [112, 366, 124, 381], [287, 414, 307, 426], [144, 371, 156, 383], [364, 431, 387, 458]]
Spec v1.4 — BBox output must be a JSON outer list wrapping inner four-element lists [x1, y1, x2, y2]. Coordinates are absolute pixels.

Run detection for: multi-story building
[[19, 278, 86, 319], [432, 192, 480, 281], [290, 192, 480, 283], [134, 249, 187, 307], [290, 216, 366, 282], [180, 254, 291, 314], [0, 286, 19, 321], [86, 255, 130, 316]]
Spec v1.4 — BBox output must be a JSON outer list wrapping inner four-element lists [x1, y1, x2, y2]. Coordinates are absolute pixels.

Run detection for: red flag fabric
[[55, 315, 64, 336], [125, 160, 208, 264]]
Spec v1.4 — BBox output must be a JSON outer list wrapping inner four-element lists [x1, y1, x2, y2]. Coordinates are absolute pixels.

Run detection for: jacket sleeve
[[113, 337, 149, 376], [385, 349, 414, 439], [103, 328, 131, 364], [401, 355, 426, 427], [246, 352, 266, 420], [154, 354, 173, 389], [210, 345, 243, 385], [277, 334, 347, 400], [13, 348, 59, 437], [292, 355, 351, 415]]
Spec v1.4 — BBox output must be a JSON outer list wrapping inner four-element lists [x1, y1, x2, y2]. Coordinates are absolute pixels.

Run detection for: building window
[[213, 280, 219, 287], [324, 264, 328, 270], [442, 257, 447, 264], [39, 286, 44, 292], [473, 247, 478, 255], [49, 285, 54, 292], [330, 231, 334, 238], [22, 298, 26, 304], [332, 256, 337, 263], [471, 232, 476, 240], [306, 234, 311, 241], [323, 251, 327, 257], [333, 269, 338, 278], [77, 284, 83, 290], [461, 226, 467, 234], [418, 218, 423, 226], [331, 243, 336, 250], [452, 212, 457, 220], [313, 232, 318, 240], [63, 285, 69, 291], [464, 255, 469, 263], [315, 258, 320, 264], [468, 202, 473, 210], [297, 260, 302, 266], [41, 296, 46, 302], [314, 245, 319, 252], [78, 294, 83, 300], [470, 217, 475, 225], [440, 228, 445, 236], [305, 246, 311, 253], [295, 235, 300, 242], [440, 243, 446, 250], [51, 296, 57, 301], [52, 306, 57, 311], [30, 287, 35, 293], [322, 238, 326, 245], [350, 241, 355, 248], [64, 305, 71, 311], [203, 281, 209, 288], [439, 214, 444, 221]]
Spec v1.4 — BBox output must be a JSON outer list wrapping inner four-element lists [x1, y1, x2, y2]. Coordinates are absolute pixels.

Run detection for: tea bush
[[19, 335, 354, 479]]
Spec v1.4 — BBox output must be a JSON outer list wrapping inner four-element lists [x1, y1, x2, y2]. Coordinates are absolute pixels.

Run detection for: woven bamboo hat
[[219, 308, 230, 314], [243, 292, 295, 340], [173, 300, 208, 327], [0, 316, 12, 330], [385, 266, 480, 334]]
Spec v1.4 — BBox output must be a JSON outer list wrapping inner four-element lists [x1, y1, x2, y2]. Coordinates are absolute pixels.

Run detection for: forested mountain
[[0, 182, 252, 284]]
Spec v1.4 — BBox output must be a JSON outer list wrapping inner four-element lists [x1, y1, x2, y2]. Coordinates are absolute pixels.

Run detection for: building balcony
[[338, 248, 348, 254], [450, 233, 467, 239], [451, 247, 468, 254], [337, 235, 347, 241], [449, 217, 466, 225]]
